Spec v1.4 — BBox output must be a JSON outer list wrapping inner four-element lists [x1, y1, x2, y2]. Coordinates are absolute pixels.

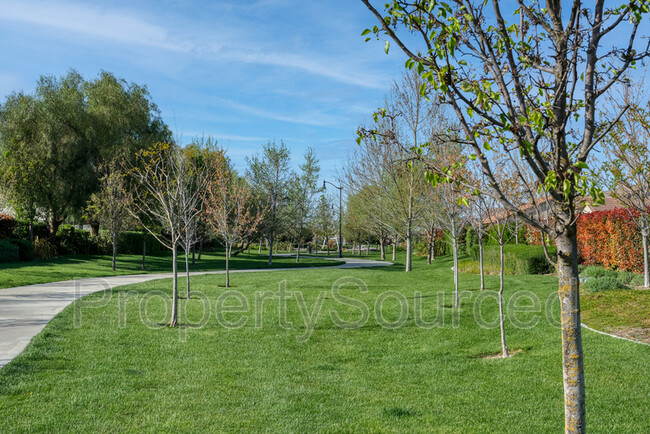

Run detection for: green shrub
[[0, 214, 17, 238], [0, 239, 20, 263], [34, 237, 57, 260], [457, 259, 509, 275], [615, 271, 637, 285], [582, 277, 625, 293], [471, 244, 557, 275], [631, 274, 647, 288], [11, 220, 49, 241], [6, 238, 35, 261], [119, 231, 164, 255], [581, 265, 617, 279]]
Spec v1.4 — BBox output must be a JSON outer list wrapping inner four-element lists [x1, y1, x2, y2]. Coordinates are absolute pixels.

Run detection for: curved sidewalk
[[0, 256, 391, 368]]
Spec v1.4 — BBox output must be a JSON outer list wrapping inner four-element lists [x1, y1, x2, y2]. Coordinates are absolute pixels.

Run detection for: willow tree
[[361, 1, 650, 431]]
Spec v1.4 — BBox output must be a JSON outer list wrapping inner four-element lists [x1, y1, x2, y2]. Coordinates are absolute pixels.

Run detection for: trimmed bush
[[0, 239, 20, 263], [471, 244, 557, 275], [0, 214, 17, 238], [6, 238, 35, 261], [582, 277, 625, 293], [115, 231, 164, 255]]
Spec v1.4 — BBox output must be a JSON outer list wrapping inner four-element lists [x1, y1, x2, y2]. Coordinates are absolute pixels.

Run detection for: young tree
[[354, 71, 439, 271], [126, 142, 193, 327], [603, 85, 650, 287], [287, 148, 320, 262], [361, 2, 650, 429], [433, 182, 467, 307], [178, 145, 212, 299], [246, 140, 292, 265], [205, 161, 264, 288], [85, 161, 134, 270], [312, 194, 336, 254]]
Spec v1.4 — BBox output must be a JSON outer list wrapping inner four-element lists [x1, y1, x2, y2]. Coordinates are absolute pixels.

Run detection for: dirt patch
[[605, 327, 650, 344], [477, 349, 523, 359]]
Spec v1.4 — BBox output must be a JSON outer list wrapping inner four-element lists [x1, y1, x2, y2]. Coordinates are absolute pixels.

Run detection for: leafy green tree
[[246, 140, 292, 265], [0, 70, 170, 235], [0, 71, 92, 234], [312, 194, 336, 254], [361, 1, 650, 430]]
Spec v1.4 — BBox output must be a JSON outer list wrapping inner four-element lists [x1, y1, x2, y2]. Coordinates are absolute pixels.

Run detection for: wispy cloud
[[0, 0, 387, 90], [221, 49, 386, 90], [213, 97, 342, 127], [0, 0, 189, 51]]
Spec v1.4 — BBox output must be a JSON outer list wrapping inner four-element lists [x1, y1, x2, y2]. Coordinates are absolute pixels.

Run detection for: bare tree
[[85, 160, 134, 271], [361, 2, 650, 428], [126, 142, 194, 327], [603, 83, 650, 287], [204, 161, 264, 288]]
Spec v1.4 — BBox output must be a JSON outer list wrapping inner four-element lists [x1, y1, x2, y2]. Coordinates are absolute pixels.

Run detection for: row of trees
[[360, 1, 649, 431]]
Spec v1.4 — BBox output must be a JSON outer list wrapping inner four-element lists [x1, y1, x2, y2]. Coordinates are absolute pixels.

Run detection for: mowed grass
[[0, 250, 343, 289], [581, 289, 650, 343], [1, 253, 649, 432]]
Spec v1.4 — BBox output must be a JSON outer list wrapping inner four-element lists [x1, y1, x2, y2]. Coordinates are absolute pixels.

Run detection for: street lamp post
[[323, 180, 343, 258]]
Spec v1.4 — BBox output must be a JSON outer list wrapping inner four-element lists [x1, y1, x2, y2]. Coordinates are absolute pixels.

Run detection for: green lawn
[[0, 250, 344, 289], [1, 253, 648, 432]]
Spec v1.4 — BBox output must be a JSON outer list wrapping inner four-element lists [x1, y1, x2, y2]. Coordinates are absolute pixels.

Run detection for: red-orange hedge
[[577, 208, 643, 272]]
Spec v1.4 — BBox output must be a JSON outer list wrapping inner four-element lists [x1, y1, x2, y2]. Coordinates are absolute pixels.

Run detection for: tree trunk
[[259, 237, 263, 254], [431, 231, 436, 261], [185, 245, 191, 299], [380, 238, 385, 260], [452, 225, 459, 307], [225, 243, 231, 288], [28, 219, 34, 244], [111, 230, 117, 271], [48, 214, 63, 235], [268, 231, 274, 265], [296, 239, 301, 263], [514, 219, 519, 244], [392, 239, 397, 261], [406, 222, 412, 272], [499, 242, 509, 357], [642, 229, 649, 288], [141, 238, 146, 270], [479, 236, 485, 290], [171, 245, 178, 327], [555, 230, 585, 433], [90, 221, 100, 237], [192, 243, 196, 265], [352, 241, 356, 255]]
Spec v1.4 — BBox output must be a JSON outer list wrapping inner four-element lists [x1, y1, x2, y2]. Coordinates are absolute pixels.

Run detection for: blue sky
[[0, 0, 408, 183]]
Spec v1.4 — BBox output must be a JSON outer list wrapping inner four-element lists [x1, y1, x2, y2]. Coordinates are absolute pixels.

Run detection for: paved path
[[0, 256, 391, 368]]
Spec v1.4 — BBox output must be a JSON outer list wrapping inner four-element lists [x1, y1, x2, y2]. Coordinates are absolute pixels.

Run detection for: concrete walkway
[[0, 256, 391, 368]]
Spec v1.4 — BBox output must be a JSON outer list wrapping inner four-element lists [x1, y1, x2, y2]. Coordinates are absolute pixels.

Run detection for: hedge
[[0, 239, 19, 263], [5, 238, 35, 261], [471, 244, 557, 275], [577, 209, 643, 272]]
